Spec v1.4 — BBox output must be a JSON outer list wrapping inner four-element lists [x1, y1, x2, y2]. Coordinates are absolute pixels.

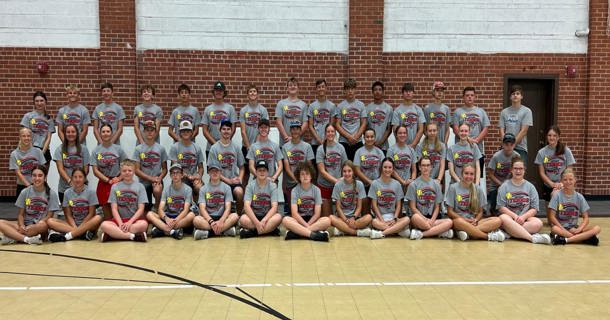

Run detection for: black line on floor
[[0, 249, 290, 319], [0, 271, 186, 285]]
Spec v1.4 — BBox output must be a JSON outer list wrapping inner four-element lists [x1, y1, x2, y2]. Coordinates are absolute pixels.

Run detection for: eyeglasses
[[512, 167, 525, 171]]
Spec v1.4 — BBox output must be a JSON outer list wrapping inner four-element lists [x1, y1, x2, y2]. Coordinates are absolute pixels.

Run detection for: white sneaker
[[0, 235, 16, 245], [194, 229, 209, 240], [370, 229, 385, 239], [439, 229, 454, 239], [333, 227, 344, 237], [410, 229, 423, 240], [500, 230, 511, 240], [398, 227, 411, 238], [488, 230, 505, 242], [26, 234, 43, 245], [223, 226, 236, 237], [356, 228, 371, 237], [532, 233, 551, 245], [457, 231, 469, 241]]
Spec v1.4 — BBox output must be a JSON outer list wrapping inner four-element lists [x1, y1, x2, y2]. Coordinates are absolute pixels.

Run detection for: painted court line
[[2, 279, 610, 291]]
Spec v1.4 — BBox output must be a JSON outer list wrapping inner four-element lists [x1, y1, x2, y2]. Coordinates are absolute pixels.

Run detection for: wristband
[[208, 218, 214, 224]]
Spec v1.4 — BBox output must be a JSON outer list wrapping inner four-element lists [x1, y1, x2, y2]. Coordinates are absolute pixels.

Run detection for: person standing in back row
[[453, 87, 489, 176], [391, 83, 425, 149], [499, 85, 533, 164], [201, 81, 238, 158], [423, 81, 451, 144], [365, 81, 393, 154], [92, 82, 125, 145], [276, 77, 309, 147], [308, 79, 336, 156], [336, 79, 367, 161], [239, 84, 268, 185]]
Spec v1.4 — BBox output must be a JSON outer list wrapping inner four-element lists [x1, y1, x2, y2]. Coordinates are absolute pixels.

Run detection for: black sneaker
[[309, 231, 329, 242], [551, 233, 567, 245], [270, 228, 281, 237], [151, 227, 165, 238], [583, 235, 599, 246], [171, 228, 184, 240], [284, 231, 301, 240], [49, 232, 66, 243], [133, 232, 147, 242], [84, 230, 95, 241], [239, 228, 258, 239]]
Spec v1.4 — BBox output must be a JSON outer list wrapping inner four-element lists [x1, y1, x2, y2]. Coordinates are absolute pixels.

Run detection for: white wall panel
[[384, 0, 589, 53], [137, 0, 348, 52], [0, 0, 99, 48]]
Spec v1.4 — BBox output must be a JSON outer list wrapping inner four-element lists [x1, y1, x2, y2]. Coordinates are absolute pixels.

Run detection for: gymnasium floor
[[1, 217, 609, 319]]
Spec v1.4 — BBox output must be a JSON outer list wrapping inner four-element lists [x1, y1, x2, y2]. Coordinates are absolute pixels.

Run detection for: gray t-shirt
[[447, 142, 482, 181], [168, 141, 205, 177], [365, 102, 393, 150], [386, 144, 416, 182], [316, 142, 347, 188], [496, 179, 539, 216], [499, 105, 533, 152], [208, 141, 244, 180], [290, 184, 322, 217], [423, 103, 451, 142], [308, 99, 336, 146], [20, 111, 55, 149], [201, 103, 238, 151], [487, 150, 520, 191], [169, 105, 201, 136], [62, 187, 99, 225], [239, 103, 269, 146], [332, 179, 366, 217], [15, 186, 60, 226], [53, 144, 90, 193], [354, 146, 385, 184], [92, 102, 126, 134], [391, 103, 425, 145], [415, 141, 447, 179], [134, 104, 163, 143], [368, 178, 404, 221], [453, 106, 490, 154], [534, 146, 576, 185], [161, 183, 193, 218], [275, 98, 308, 147], [90, 144, 127, 178], [132, 142, 168, 186], [9, 147, 46, 185], [282, 140, 315, 188], [548, 190, 590, 229], [444, 182, 487, 219], [56, 104, 91, 132], [247, 140, 283, 179], [336, 99, 366, 144], [245, 180, 279, 216], [405, 177, 443, 218], [198, 181, 233, 217], [108, 181, 148, 219]]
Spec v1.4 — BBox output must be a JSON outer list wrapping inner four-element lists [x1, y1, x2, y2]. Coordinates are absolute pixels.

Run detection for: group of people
[[0, 78, 601, 246]]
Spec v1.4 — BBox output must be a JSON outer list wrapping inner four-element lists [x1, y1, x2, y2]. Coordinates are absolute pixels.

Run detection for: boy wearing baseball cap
[[132, 120, 168, 212], [487, 133, 520, 215], [201, 81, 238, 157], [169, 120, 205, 197], [424, 81, 452, 143]]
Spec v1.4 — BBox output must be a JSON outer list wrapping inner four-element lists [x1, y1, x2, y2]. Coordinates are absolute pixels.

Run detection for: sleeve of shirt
[[405, 183, 416, 201], [117, 104, 126, 120], [578, 193, 590, 213], [314, 186, 322, 205], [108, 185, 118, 204], [273, 144, 283, 161], [275, 103, 284, 121], [160, 146, 168, 163], [15, 188, 27, 208], [224, 183, 234, 202], [523, 108, 533, 126], [306, 144, 315, 161], [354, 149, 362, 166], [548, 192, 559, 211], [315, 146, 324, 164], [496, 183, 507, 209], [307, 104, 315, 120], [193, 107, 202, 126], [498, 110, 506, 129], [262, 106, 269, 120], [290, 187, 298, 205], [52, 146, 62, 162], [131, 146, 142, 163], [434, 183, 443, 204], [357, 181, 366, 199], [198, 187, 207, 205], [118, 146, 128, 162], [445, 106, 453, 125], [534, 149, 544, 165], [90, 149, 98, 166], [201, 108, 209, 125], [138, 184, 149, 204], [20, 114, 29, 127], [396, 182, 404, 200], [88, 190, 99, 206], [481, 109, 490, 128], [48, 190, 61, 212], [239, 108, 246, 124], [478, 185, 488, 208], [244, 183, 253, 202], [196, 146, 205, 165], [444, 184, 455, 208], [237, 146, 245, 167], [271, 184, 279, 202], [168, 109, 177, 127], [246, 146, 254, 160], [565, 148, 576, 166], [473, 144, 482, 160], [184, 185, 193, 205], [331, 183, 340, 201], [36, 149, 46, 165], [230, 105, 238, 123], [168, 145, 177, 162], [529, 183, 540, 211], [368, 181, 378, 199], [418, 107, 426, 124], [155, 107, 163, 121], [82, 108, 91, 124]]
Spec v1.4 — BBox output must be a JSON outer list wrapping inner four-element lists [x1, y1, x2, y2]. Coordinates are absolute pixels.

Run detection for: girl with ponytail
[[316, 124, 347, 217], [20, 91, 55, 162], [535, 125, 575, 201], [445, 163, 504, 241], [447, 124, 481, 184]]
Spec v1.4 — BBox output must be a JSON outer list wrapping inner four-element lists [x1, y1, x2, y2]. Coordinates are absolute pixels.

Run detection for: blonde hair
[[422, 122, 442, 154], [120, 159, 136, 169], [461, 163, 480, 213], [342, 160, 358, 206], [65, 84, 80, 93], [19, 127, 32, 148]]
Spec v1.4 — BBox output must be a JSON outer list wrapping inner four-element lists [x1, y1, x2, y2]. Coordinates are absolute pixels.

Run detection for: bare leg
[[282, 216, 313, 237], [553, 225, 602, 244], [100, 221, 132, 240], [410, 215, 453, 237], [0, 220, 27, 242], [175, 212, 195, 229], [330, 215, 357, 235], [381, 217, 410, 236], [147, 211, 171, 233], [48, 216, 102, 238], [500, 214, 533, 241], [453, 217, 489, 240], [233, 187, 244, 215]]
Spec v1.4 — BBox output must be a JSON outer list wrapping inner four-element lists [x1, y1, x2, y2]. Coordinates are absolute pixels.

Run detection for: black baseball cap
[[213, 81, 226, 91], [255, 160, 268, 170], [503, 133, 516, 143]]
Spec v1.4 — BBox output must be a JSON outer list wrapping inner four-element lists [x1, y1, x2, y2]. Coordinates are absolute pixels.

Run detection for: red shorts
[[105, 217, 146, 225], [97, 179, 114, 205], [318, 184, 333, 200]]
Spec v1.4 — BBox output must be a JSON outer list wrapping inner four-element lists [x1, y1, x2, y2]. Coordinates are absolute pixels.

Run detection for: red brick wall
[[0, 0, 607, 196]]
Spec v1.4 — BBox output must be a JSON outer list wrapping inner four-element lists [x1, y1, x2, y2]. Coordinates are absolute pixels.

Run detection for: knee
[[530, 217, 543, 229], [593, 225, 602, 235]]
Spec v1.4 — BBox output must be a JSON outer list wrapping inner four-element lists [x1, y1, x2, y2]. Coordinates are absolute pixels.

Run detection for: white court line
[[1, 280, 610, 291]]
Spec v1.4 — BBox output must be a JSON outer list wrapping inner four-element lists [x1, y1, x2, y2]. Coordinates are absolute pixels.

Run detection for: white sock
[[65, 232, 73, 241], [169, 229, 175, 235], [129, 233, 135, 240], [23, 236, 31, 244]]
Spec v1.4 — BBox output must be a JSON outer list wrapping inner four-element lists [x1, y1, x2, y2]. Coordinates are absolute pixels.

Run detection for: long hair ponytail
[[342, 160, 358, 206], [462, 163, 480, 213], [548, 125, 565, 156], [423, 122, 442, 153]]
